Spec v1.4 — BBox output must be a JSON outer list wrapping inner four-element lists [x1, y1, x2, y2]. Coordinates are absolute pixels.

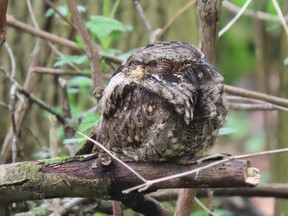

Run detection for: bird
[[77, 41, 228, 164]]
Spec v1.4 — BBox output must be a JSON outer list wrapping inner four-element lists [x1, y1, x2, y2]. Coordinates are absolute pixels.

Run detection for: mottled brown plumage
[[77, 41, 228, 163]]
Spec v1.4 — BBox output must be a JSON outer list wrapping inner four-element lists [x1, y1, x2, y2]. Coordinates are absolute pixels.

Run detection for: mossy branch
[[0, 154, 260, 204]]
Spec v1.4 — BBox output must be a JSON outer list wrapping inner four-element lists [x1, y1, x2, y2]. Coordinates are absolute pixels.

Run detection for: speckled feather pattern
[[77, 41, 228, 163]]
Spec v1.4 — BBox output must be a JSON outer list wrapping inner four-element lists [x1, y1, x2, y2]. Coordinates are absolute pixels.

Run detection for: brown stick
[[45, 0, 74, 28], [59, 78, 76, 155], [0, 0, 8, 46], [0, 0, 8, 47], [225, 85, 288, 108], [6, 15, 123, 64], [0, 40, 44, 164], [0, 155, 258, 204], [174, 189, 197, 216], [197, 0, 222, 63], [153, 184, 288, 200], [6, 15, 81, 51], [66, 0, 104, 91]]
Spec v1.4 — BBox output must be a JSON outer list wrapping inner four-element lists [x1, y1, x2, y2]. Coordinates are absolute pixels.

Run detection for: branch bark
[[66, 0, 104, 91], [0, 0, 8, 46], [0, 154, 259, 204]]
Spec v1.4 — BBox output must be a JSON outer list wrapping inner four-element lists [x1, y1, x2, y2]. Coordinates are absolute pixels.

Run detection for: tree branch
[[6, 15, 123, 64], [0, 0, 8, 46], [0, 154, 258, 204], [224, 85, 288, 108], [66, 0, 104, 91]]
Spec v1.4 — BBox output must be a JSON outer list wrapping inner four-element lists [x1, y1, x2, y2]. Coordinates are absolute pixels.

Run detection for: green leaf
[[284, 57, 288, 66], [191, 209, 233, 216], [86, 16, 127, 36], [99, 49, 122, 58], [93, 213, 104, 216], [54, 55, 88, 67], [219, 127, 236, 135], [78, 113, 100, 132], [224, 111, 249, 139], [86, 16, 128, 49], [63, 137, 86, 144], [45, 5, 86, 18], [245, 133, 265, 153], [67, 76, 92, 88]]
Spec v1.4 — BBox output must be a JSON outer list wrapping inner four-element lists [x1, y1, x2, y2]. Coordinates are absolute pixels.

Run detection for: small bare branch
[[157, 0, 196, 40], [133, 0, 158, 43], [66, 0, 104, 91], [271, 0, 288, 35], [223, 1, 287, 22], [125, 147, 288, 193], [45, 0, 74, 28], [219, 0, 252, 37], [0, 0, 8, 46], [224, 85, 288, 108]]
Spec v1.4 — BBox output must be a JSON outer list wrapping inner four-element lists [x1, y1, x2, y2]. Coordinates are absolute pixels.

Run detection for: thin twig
[[123, 147, 288, 193], [66, 0, 104, 91], [32, 66, 112, 80], [0, 100, 10, 110], [3, 43, 16, 78], [227, 96, 288, 111], [27, 0, 39, 28], [25, 125, 47, 150], [133, 0, 156, 43], [45, 0, 74, 28], [4, 41, 17, 163], [219, 0, 252, 37], [76, 131, 147, 183], [18, 89, 65, 124], [59, 77, 77, 155], [6, 15, 81, 51], [223, 1, 286, 22], [156, 0, 197, 40], [229, 103, 288, 111], [6, 15, 123, 64], [194, 198, 217, 216], [33, 67, 89, 77], [27, 0, 82, 73], [271, 0, 288, 35], [206, 189, 216, 215], [224, 85, 288, 108], [0, 0, 8, 46]]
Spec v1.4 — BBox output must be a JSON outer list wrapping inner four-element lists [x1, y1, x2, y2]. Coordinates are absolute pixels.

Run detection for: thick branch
[[0, 154, 259, 204], [197, 0, 222, 63]]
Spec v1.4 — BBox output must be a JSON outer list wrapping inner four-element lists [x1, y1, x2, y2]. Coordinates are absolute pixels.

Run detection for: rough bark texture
[[196, 0, 222, 63], [0, 154, 259, 204], [0, 0, 8, 46]]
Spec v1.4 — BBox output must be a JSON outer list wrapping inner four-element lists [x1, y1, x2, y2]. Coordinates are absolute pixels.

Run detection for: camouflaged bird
[[77, 41, 228, 164]]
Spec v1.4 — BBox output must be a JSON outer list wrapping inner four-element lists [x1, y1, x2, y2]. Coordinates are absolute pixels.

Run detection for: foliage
[[1, 0, 286, 215]]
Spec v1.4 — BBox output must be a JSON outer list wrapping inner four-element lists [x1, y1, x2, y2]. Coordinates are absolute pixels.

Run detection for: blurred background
[[0, 0, 287, 215]]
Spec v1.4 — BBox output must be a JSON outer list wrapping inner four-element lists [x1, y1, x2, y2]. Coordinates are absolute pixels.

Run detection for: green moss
[[41, 154, 97, 166]]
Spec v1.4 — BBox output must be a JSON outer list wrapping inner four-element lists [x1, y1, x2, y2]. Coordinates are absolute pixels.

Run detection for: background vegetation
[[0, 0, 287, 215]]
